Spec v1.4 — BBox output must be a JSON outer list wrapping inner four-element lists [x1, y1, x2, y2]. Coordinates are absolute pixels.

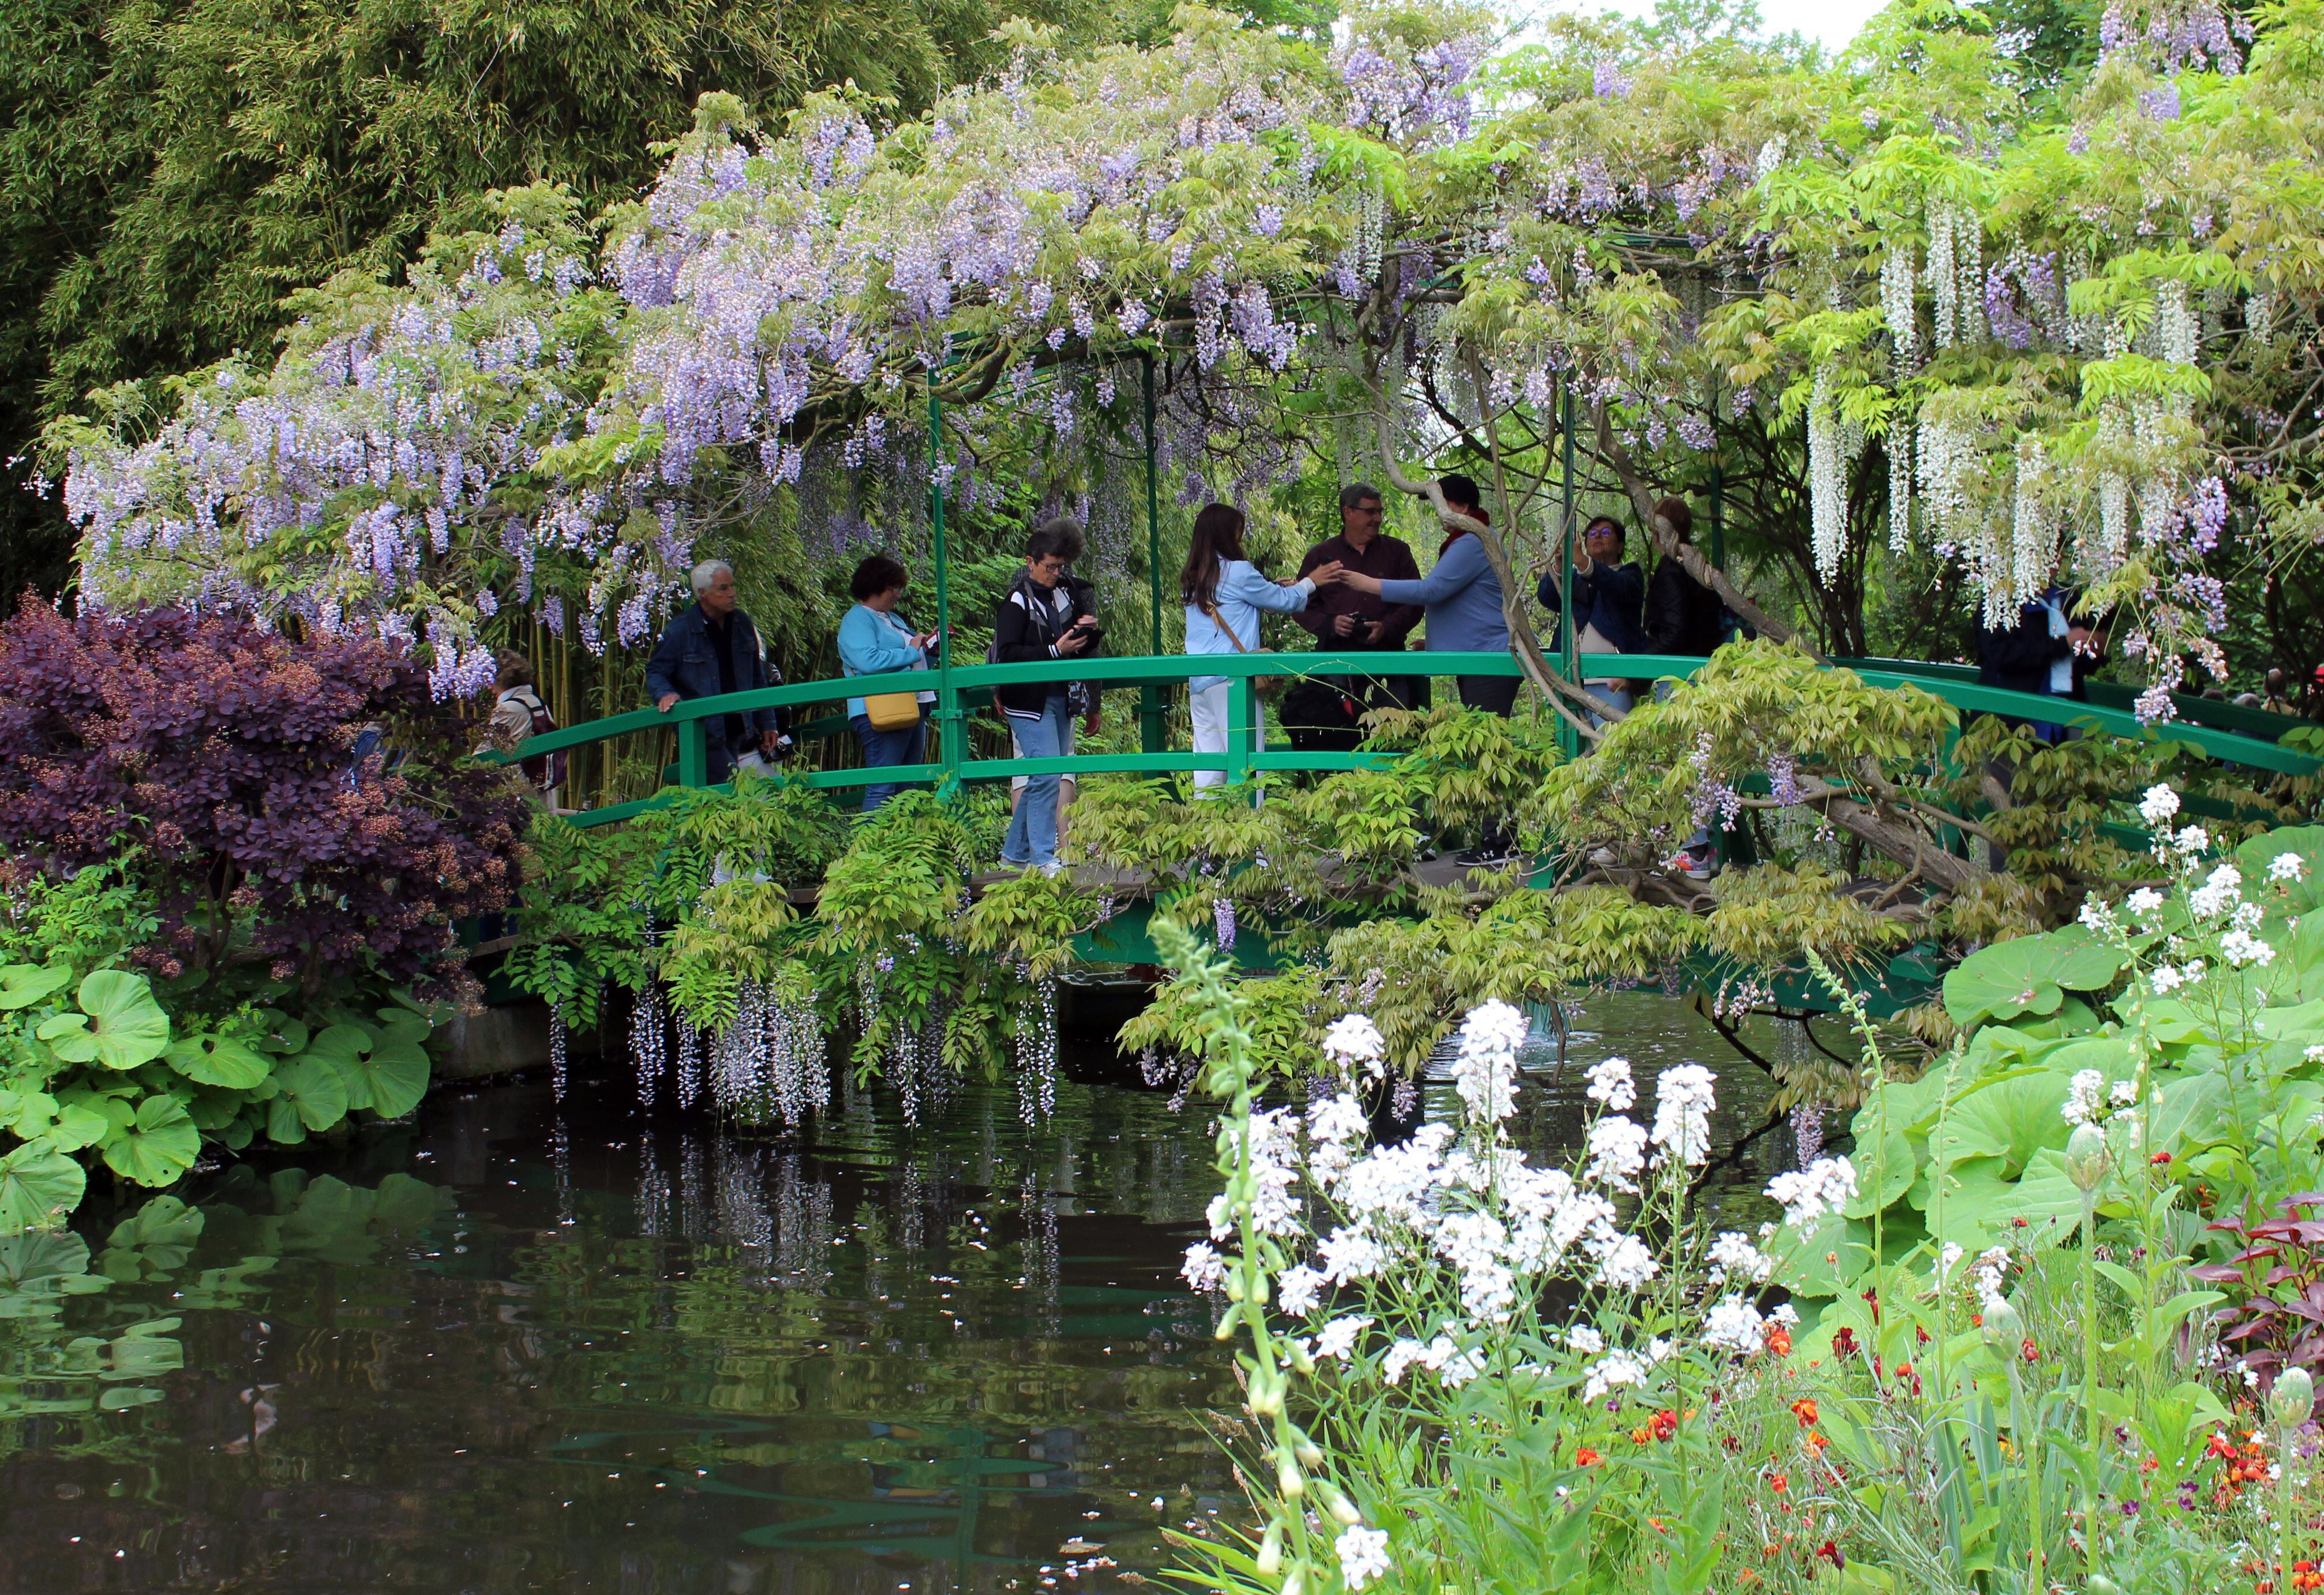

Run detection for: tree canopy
[[43, 0, 2324, 714]]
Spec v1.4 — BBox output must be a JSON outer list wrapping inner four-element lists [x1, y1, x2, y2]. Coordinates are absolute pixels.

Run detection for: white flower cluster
[[1650, 1064, 1718, 1166], [1324, 1012, 1388, 1080], [1451, 999, 1528, 1127], [1765, 1156, 1858, 1229], [1968, 1245, 2012, 1315], [1706, 1231, 1774, 1284], [1336, 1525, 1391, 1590], [1584, 1055, 1637, 1112], [1700, 1294, 1769, 1354], [1583, 1115, 1650, 1193]]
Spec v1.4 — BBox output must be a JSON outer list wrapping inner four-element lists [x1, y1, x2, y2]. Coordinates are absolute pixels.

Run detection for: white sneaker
[[1587, 846, 1618, 867], [1040, 862, 1067, 879]]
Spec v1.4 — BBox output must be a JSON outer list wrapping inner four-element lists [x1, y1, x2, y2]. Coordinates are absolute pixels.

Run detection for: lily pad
[[0, 963, 70, 1012], [1943, 927, 2128, 1029], [100, 1095, 201, 1186], [163, 1033, 271, 1090], [39, 971, 170, 1070], [0, 1140, 87, 1234]]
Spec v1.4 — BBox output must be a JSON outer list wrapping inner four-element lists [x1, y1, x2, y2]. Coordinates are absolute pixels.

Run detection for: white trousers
[[1190, 681, 1267, 794]]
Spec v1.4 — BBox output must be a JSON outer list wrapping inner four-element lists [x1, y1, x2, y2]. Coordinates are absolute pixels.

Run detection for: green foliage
[[0, 846, 447, 1229]]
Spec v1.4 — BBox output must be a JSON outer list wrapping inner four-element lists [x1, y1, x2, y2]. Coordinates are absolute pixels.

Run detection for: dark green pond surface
[[0, 991, 1796, 1594]]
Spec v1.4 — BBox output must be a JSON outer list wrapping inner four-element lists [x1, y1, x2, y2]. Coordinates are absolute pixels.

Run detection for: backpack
[[512, 690, 566, 793]]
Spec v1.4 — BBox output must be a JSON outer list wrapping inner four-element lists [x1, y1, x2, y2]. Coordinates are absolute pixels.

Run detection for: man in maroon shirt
[[1285, 483, 1428, 750]]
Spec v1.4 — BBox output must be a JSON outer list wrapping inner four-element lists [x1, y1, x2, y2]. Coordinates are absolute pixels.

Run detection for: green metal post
[[930, 381, 960, 789], [677, 717, 707, 788], [1139, 352, 1165, 755], [1226, 673, 1254, 792], [1557, 383, 1579, 759]]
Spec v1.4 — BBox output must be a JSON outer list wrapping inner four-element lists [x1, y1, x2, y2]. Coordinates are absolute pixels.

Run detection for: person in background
[[2264, 668, 2299, 716], [1285, 482, 1426, 751], [482, 652, 563, 810], [1010, 555, 1104, 839], [646, 559, 792, 782], [1336, 474, 1510, 716], [994, 519, 1101, 872], [1336, 476, 1518, 863], [1640, 497, 1729, 659], [838, 554, 939, 813], [1976, 582, 2104, 742], [1182, 502, 1342, 793], [1536, 512, 1647, 720]]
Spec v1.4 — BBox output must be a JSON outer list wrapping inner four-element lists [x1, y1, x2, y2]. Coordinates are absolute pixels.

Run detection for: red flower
[[2022, 1339, 2040, 1365], [1649, 1409, 1681, 1443], [1575, 1447, 1603, 1467], [1791, 1398, 1819, 1427], [2151, 1151, 2173, 1166], [1815, 1540, 1845, 1569], [1766, 1326, 1793, 1357], [1831, 1327, 1858, 1357]]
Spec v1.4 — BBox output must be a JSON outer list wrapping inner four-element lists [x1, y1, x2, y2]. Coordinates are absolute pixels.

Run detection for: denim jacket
[[643, 604, 786, 768]]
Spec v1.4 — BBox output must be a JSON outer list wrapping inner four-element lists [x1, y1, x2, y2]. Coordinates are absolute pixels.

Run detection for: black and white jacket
[[991, 574, 1082, 719]]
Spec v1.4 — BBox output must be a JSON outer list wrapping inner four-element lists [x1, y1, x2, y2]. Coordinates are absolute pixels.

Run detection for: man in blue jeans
[[992, 520, 1100, 873]]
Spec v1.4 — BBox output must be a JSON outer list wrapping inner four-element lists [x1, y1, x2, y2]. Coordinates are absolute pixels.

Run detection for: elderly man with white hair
[[645, 559, 792, 782]]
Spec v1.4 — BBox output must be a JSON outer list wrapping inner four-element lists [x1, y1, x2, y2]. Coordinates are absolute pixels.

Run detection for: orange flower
[[1894, 1361, 1913, 1381], [1631, 1425, 1652, 1445], [1575, 1447, 1603, 1467], [1806, 1431, 1830, 1453], [1768, 1472, 1789, 1494], [1790, 1398, 1819, 1428], [1650, 1408, 1681, 1442], [1766, 1326, 1793, 1356]]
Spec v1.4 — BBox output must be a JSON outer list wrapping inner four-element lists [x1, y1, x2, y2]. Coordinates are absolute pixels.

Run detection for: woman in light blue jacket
[[838, 554, 938, 812], [1179, 503, 1342, 793]]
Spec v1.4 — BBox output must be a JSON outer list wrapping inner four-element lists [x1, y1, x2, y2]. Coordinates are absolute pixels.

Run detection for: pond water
[[0, 991, 1805, 1594]]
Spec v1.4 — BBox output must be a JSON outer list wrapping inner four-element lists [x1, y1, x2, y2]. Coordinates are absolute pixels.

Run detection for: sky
[[1540, 0, 1892, 51]]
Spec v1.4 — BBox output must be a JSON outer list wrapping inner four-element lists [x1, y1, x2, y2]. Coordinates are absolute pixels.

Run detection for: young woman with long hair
[[1179, 503, 1342, 793]]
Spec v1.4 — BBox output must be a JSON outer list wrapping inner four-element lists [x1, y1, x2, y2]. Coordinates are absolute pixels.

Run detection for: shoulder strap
[[1197, 598, 1255, 655]]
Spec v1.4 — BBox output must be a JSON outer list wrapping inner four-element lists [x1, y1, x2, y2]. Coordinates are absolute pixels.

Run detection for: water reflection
[[0, 989, 1804, 1593]]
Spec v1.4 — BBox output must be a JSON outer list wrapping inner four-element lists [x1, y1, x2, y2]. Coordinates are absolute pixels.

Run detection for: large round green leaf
[[39, 971, 170, 1070], [2237, 825, 2324, 922], [0, 1140, 87, 1234], [163, 1033, 271, 1089], [100, 1095, 200, 1186], [248, 1009, 310, 1055], [265, 1058, 348, 1144], [0, 963, 70, 1012], [1925, 1069, 2075, 1178], [1942, 927, 2128, 1029], [344, 1039, 430, 1120]]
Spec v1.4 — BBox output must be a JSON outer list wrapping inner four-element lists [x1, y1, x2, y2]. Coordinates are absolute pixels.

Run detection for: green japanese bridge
[[485, 646, 2318, 1020], [507, 646, 2320, 828]]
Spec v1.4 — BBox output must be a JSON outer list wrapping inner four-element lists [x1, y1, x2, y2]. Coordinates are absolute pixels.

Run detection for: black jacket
[[1643, 558, 1727, 656], [642, 603, 788, 781], [991, 574, 1084, 718], [1977, 590, 2079, 698], [1537, 559, 1647, 654]]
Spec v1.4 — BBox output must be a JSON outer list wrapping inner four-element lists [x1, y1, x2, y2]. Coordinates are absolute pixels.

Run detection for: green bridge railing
[[498, 650, 2321, 829]]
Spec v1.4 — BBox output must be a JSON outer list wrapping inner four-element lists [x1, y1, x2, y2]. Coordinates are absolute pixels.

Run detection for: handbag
[[1198, 598, 1284, 695], [863, 689, 922, 732]]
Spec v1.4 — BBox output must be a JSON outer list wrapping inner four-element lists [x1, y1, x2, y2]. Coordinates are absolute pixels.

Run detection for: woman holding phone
[[838, 554, 939, 813]]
